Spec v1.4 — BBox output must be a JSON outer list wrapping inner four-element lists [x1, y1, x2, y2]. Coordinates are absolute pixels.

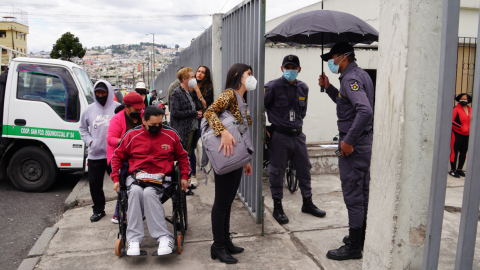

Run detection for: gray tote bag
[[200, 110, 254, 175]]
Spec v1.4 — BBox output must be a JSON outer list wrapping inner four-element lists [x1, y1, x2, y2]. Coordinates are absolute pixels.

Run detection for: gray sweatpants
[[126, 176, 173, 243]]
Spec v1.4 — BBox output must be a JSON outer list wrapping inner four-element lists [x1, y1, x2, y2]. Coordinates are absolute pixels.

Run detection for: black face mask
[[96, 95, 108, 106], [136, 89, 147, 95], [147, 125, 162, 134], [459, 100, 468, 106], [129, 112, 142, 120]]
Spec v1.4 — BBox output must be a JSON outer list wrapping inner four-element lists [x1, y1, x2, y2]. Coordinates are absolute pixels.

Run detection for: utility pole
[[152, 34, 155, 91], [10, 26, 15, 57], [132, 68, 135, 89], [142, 62, 145, 82]]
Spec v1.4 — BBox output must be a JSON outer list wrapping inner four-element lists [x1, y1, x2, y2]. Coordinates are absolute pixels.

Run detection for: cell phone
[[335, 149, 342, 157]]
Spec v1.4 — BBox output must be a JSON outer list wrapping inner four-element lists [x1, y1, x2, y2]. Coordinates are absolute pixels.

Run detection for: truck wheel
[[8, 146, 58, 192]]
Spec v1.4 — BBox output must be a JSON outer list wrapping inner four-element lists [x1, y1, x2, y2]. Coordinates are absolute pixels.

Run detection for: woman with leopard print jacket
[[203, 63, 257, 264]]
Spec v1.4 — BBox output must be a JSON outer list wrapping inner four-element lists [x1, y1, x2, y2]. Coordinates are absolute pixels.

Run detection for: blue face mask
[[283, 69, 299, 82], [328, 59, 340, 74]]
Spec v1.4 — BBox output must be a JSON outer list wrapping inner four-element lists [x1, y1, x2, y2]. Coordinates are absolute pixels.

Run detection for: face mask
[[243, 75, 257, 91], [136, 89, 146, 95], [459, 100, 468, 106], [283, 70, 299, 82], [328, 53, 349, 74], [147, 125, 162, 134], [188, 78, 197, 89], [96, 95, 108, 106], [129, 112, 142, 120]]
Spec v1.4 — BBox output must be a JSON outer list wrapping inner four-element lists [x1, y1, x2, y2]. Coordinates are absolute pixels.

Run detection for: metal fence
[[222, 0, 266, 224], [456, 37, 477, 97], [154, 27, 212, 97], [423, 1, 480, 269]]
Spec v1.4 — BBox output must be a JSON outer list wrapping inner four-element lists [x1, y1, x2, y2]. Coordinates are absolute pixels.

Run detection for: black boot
[[343, 220, 367, 250], [301, 196, 326, 217], [327, 228, 363, 260], [211, 243, 238, 264], [225, 233, 244, 254], [273, 199, 289, 224]]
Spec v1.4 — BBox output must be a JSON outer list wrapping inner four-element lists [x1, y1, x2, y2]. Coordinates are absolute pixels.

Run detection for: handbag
[[200, 110, 254, 175]]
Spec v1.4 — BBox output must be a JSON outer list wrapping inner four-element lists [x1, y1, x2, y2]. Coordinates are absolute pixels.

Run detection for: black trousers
[[211, 167, 243, 245], [450, 131, 469, 171], [88, 159, 112, 214]]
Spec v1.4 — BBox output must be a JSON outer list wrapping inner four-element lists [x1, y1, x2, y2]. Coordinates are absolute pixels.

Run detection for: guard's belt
[[339, 130, 373, 138], [272, 125, 302, 137]]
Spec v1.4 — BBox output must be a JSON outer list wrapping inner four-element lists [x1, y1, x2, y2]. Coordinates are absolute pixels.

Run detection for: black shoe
[[273, 199, 289, 224], [301, 196, 326, 217], [327, 229, 363, 260], [449, 171, 460, 178], [90, 212, 106, 222], [343, 221, 367, 250], [456, 170, 465, 177], [188, 184, 197, 189], [211, 244, 238, 264], [185, 190, 194, 196], [225, 234, 244, 254]]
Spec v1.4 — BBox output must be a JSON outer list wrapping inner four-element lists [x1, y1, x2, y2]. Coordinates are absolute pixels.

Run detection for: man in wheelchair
[[111, 105, 190, 256]]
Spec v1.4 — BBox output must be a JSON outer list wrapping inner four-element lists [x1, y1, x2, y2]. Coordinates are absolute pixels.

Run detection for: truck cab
[[1, 57, 94, 192]]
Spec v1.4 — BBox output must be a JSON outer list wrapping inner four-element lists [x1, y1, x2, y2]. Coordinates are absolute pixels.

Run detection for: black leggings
[[211, 167, 243, 245], [450, 131, 469, 171]]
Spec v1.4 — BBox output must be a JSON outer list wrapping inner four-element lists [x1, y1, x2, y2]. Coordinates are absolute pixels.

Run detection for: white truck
[[0, 57, 94, 192]]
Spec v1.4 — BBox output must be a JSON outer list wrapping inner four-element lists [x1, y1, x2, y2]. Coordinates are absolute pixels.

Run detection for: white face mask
[[243, 75, 257, 91], [188, 78, 197, 88]]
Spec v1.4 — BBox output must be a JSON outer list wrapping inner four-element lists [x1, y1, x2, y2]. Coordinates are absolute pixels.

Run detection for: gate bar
[[422, 0, 460, 269]]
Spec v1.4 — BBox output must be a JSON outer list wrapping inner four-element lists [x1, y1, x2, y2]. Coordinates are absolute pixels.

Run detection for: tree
[[50, 32, 86, 61], [175, 44, 180, 49]]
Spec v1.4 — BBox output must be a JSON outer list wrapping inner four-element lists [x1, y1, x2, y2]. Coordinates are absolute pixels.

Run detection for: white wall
[[265, 46, 377, 142], [459, 8, 479, 37]]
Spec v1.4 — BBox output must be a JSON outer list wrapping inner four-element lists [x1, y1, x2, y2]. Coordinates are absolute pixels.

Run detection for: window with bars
[[455, 37, 477, 97]]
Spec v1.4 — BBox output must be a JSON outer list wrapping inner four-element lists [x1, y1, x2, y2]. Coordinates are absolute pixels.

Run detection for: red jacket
[[107, 109, 128, 165], [111, 125, 190, 183], [452, 103, 471, 136]]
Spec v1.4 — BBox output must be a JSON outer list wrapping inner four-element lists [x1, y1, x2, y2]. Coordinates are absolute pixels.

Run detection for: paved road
[[0, 172, 82, 270]]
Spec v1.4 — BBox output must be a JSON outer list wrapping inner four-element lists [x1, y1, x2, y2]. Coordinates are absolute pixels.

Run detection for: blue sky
[[0, 0, 321, 52]]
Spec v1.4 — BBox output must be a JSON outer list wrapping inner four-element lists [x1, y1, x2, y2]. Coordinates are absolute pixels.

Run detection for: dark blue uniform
[[326, 62, 374, 229], [265, 76, 312, 200]]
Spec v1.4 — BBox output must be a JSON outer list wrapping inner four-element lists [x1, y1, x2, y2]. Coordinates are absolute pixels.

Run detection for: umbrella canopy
[[265, 10, 379, 47]]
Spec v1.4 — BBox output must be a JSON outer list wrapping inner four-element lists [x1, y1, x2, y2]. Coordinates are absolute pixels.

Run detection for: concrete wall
[[362, 0, 442, 268]]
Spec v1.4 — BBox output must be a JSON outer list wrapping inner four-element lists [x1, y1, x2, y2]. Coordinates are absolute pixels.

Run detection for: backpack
[[200, 110, 254, 175]]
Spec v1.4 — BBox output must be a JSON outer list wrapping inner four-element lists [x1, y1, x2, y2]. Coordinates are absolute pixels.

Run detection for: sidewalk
[[33, 173, 479, 270]]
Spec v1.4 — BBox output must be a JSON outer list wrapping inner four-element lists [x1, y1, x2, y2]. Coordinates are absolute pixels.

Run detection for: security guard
[[265, 54, 326, 225], [318, 42, 374, 260]]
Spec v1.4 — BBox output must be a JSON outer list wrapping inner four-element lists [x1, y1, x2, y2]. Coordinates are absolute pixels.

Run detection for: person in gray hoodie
[[80, 80, 120, 222]]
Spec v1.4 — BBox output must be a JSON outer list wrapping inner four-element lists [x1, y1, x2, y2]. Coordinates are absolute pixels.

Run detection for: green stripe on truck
[[2, 125, 82, 140]]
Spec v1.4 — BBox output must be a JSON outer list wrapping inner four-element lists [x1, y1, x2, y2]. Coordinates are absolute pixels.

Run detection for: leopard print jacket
[[204, 89, 252, 137]]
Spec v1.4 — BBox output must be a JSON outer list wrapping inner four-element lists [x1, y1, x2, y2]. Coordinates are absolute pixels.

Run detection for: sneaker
[[449, 171, 460, 178], [456, 170, 466, 177], [157, 236, 174, 255], [111, 216, 118, 224], [127, 241, 140, 256], [90, 212, 106, 222], [190, 175, 198, 187]]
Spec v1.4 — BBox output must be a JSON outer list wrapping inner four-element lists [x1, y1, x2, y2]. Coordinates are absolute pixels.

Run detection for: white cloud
[[1, 0, 322, 52]]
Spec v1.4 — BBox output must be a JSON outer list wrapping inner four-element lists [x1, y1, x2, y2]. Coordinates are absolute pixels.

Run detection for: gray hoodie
[[79, 80, 120, 160]]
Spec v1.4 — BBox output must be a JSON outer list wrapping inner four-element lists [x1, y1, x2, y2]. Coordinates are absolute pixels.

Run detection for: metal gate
[[222, 0, 266, 224]]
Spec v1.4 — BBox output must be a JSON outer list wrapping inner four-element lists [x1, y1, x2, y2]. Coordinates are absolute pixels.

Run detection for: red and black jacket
[[452, 103, 472, 136]]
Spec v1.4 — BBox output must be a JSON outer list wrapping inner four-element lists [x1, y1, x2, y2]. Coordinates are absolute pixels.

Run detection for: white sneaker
[[157, 236, 174, 255], [190, 175, 198, 187], [111, 216, 118, 224], [127, 241, 140, 256]]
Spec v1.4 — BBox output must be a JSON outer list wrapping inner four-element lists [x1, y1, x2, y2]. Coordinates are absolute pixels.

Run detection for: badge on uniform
[[350, 81, 360, 91], [290, 108, 295, 122]]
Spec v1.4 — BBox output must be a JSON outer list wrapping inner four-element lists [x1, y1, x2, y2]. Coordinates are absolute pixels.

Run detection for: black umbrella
[[264, 9, 379, 91]]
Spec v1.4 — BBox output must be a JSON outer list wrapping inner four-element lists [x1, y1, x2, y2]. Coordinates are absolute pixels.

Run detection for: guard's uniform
[[325, 62, 374, 229], [265, 76, 312, 200]]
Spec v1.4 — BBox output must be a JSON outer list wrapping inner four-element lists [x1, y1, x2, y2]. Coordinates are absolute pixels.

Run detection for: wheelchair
[[264, 125, 299, 194], [114, 164, 188, 257]]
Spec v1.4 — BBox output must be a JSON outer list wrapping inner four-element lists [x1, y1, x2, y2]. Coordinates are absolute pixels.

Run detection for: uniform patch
[[338, 93, 342, 98], [350, 81, 360, 91], [161, 144, 170, 150], [288, 55, 293, 60], [299, 97, 305, 100]]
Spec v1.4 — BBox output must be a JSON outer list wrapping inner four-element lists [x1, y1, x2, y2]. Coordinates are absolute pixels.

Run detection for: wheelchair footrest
[[121, 249, 148, 256]]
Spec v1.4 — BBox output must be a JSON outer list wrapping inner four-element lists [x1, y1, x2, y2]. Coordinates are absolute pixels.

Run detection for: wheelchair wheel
[[117, 191, 128, 251], [177, 235, 184, 254], [115, 239, 123, 257], [181, 191, 188, 231]]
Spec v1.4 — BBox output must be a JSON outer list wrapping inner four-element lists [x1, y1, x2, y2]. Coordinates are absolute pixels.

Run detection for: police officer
[[318, 42, 374, 260], [265, 54, 326, 225]]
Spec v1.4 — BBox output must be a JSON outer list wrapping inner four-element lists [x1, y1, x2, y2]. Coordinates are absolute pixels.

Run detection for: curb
[[17, 226, 59, 270], [64, 178, 88, 211]]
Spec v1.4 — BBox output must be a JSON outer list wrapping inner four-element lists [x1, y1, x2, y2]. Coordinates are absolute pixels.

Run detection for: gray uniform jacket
[[326, 62, 374, 146], [264, 76, 309, 129]]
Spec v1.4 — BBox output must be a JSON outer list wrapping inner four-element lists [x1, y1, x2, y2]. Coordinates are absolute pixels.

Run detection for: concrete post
[[212, 13, 223, 98], [363, 0, 443, 269]]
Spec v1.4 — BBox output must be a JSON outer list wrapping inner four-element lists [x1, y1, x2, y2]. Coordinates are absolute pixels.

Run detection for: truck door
[[6, 63, 85, 169]]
